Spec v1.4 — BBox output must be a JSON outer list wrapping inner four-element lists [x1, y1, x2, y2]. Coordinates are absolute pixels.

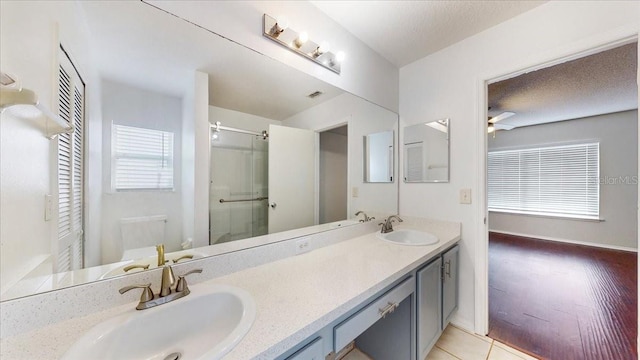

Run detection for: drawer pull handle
[[445, 260, 451, 278], [379, 301, 398, 318]]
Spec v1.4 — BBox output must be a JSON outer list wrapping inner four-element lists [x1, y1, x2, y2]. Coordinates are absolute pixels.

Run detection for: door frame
[[473, 28, 639, 335]]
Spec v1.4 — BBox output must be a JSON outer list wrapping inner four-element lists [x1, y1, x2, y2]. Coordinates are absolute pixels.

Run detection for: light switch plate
[[460, 188, 472, 204], [352, 187, 359, 198]]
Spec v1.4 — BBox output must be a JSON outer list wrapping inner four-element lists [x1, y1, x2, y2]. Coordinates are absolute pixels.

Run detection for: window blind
[[57, 47, 84, 272], [113, 125, 174, 190], [488, 142, 599, 219]]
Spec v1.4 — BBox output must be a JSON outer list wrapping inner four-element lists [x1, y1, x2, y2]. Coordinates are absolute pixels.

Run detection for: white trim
[[488, 209, 604, 222], [489, 230, 637, 253], [475, 25, 639, 337]]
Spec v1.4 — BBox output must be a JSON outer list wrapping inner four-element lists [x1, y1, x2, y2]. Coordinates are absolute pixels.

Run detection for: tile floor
[[426, 325, 539, 360]]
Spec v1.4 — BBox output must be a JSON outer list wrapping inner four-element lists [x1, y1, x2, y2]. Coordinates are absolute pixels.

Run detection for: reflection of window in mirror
[[56, 47, 86, 272], [403, 119, 449, 183], [112, 125, 174, 191], [364, 130, 394, 183]]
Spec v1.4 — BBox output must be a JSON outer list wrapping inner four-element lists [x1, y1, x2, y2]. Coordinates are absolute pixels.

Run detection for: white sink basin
[[377, 229, 439, 246], [62, 283, 256, 360]]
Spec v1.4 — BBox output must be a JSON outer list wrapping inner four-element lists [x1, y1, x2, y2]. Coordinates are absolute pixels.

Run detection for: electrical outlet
[[295, 237, 311, 255], [44, 194, 53, 221], [460, 188, 472, 204], [352, 187, 359, 198]]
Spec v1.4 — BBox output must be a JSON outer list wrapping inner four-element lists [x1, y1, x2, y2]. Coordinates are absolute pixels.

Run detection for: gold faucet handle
[[172, 255, 194, 264], [123, 264, 150, 272], [175, 269, 203, 293], [159, 265, 176, 297], [119, 283, 154, 303]]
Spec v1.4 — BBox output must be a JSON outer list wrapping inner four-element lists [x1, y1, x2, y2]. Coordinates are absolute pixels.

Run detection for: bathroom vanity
[[0, 219, 459, 359], [279, 243, 459, 360]]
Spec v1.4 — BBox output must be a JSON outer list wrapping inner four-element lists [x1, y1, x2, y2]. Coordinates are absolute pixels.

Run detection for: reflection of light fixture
[[425, 118, 449, 134], [0, 72, 73, 139], [263, 14, 345, 74]]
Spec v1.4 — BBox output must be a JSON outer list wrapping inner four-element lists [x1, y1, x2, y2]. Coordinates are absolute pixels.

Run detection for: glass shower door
[[209, 130, 268, 245]]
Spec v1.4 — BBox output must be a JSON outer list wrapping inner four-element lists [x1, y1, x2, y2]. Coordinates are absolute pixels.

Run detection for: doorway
[[484, 43, 638, 358], [319, 125, 349, 224]]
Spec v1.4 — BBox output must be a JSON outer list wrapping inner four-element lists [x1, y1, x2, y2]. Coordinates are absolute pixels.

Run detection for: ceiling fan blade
[[494, 123, 516, 130], [488, 111, 515, 124]]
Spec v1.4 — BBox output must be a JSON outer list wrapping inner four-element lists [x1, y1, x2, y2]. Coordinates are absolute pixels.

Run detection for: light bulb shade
[[276, 15, 289, 30], [335, 51, 346, 63], [294, 31, 308, 48], [318, 41, 330, 54]]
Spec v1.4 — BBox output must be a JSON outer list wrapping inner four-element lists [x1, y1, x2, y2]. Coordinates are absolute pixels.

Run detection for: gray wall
[[319, 131, 348, 223], [488, 110, 638, 250]]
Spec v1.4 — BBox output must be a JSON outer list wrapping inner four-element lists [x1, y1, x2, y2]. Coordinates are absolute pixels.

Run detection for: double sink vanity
[[1, 217, 460, 360]]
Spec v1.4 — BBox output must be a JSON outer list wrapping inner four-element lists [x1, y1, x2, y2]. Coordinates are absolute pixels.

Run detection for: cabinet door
[[417, 257, 442, 360], [286, 337, 323, 360], [442, 245, 459, 329]]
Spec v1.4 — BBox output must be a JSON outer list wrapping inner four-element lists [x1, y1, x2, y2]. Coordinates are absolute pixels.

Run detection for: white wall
[[209, 106, 282, 132], [319, 131, 348, 223], [284, 93, 398, 217], [100, 79, 183, 263], [0, 1, 95, 293], [147, 0, 398, 112], [399, 1, 639, 332], [488, 111, 638, 250]]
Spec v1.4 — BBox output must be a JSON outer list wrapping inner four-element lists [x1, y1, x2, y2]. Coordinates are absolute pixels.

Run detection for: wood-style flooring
[[488, 232, 637, 360]]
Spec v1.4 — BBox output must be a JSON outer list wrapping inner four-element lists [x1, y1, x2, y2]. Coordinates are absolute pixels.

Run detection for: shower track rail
[[219, 196, 269, 203], [210, 121, 268, 139]]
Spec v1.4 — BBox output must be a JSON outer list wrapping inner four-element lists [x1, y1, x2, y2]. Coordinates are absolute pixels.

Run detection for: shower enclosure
[[209, 123, 269, 244]]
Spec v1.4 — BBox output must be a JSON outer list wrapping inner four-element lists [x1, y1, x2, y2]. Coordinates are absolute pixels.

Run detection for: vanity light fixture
[[0, 71, 73, 139], [263, 14, 344, 74]]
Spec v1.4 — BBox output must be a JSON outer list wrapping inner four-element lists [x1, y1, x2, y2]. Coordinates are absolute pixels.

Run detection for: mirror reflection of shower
[[209, 123, 269, 245]]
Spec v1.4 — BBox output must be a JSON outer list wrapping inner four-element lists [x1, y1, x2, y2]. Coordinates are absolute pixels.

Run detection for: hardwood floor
[[488, 232, 637, 360]]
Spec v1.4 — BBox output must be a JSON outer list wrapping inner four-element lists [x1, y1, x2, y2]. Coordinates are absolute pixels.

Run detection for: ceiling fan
[[488, 111, 516, 134]]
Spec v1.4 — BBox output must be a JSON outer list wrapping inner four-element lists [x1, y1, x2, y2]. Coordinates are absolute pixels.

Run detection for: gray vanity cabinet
[[441, 245, 459, 329], [416, 257, 442, 360], [416, 244, 459, 359]]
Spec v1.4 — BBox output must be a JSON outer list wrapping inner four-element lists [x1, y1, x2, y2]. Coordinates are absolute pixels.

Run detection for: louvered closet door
[[56, 48, 85, 273]]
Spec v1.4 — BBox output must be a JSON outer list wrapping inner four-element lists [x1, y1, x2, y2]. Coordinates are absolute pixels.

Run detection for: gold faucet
[[119, 267, 203, 310], [156, 244, 166, 266], [379, 215, 403, 233]]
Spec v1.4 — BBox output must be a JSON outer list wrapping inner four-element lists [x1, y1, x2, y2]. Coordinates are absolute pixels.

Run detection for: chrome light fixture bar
[[263, 14, 344, 74]]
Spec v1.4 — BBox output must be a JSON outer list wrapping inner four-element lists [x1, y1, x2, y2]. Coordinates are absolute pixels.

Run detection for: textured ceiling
[[311, 0, 546, 67], [488, 43, 638, 129]]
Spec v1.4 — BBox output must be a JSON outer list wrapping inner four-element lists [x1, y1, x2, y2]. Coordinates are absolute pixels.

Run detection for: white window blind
[[488, 142, 599, 219], [57, 47, 84, 272], [113, 125, 174, 190]]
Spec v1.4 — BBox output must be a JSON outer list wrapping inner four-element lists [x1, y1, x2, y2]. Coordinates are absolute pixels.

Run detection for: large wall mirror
[[0, 1, 398, 301], [403, 119, 450, 183]]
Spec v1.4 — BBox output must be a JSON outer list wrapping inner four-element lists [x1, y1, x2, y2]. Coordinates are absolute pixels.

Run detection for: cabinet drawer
[[334, 277, 414, 351], [287, 337, 323, 360]]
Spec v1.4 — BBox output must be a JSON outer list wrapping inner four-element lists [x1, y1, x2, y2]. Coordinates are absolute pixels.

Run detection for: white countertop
[[0, 219, 460, 360]]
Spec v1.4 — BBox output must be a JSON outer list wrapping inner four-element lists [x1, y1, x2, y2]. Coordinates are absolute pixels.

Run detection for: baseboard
[[489, 230, 638, 253]]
